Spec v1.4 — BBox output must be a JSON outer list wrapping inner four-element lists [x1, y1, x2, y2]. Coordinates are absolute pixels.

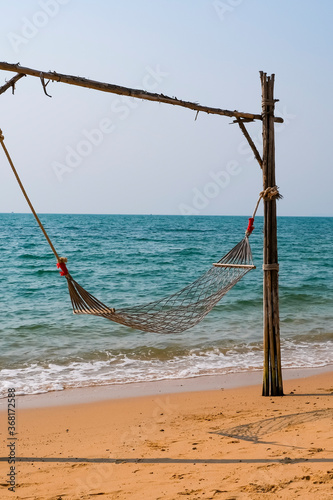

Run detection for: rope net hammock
[[64, 236, 254, 333], [0, 128, 271, 335]]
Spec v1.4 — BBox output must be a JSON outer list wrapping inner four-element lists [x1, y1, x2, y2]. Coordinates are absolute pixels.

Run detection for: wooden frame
[[0, 62, 284, 396]]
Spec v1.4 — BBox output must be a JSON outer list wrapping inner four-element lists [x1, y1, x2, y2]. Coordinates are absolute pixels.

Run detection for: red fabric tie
[[247, 217, 255, 235], [57, 261, 69, 276]]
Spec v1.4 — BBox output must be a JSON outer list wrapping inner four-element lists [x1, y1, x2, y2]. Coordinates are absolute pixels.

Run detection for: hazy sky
[[0, 0, 332, 216]]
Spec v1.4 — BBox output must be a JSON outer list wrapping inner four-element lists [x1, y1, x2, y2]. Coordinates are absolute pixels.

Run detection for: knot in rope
[[246, 186, 283, 236], [0, 129, 4, 141], [260, 185, 282, 201]]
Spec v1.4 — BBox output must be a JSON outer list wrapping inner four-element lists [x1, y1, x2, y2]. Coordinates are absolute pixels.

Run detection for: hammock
[[1, 128, 259, 334], [64, 235, 255, 333]]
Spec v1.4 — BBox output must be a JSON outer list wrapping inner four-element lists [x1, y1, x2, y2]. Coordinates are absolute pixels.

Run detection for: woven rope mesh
[[66, 236, 254, 334]]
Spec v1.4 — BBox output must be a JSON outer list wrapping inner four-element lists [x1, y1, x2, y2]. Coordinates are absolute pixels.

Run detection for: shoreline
[[1, 363, 332, 410], [0, 368, 332, 499]]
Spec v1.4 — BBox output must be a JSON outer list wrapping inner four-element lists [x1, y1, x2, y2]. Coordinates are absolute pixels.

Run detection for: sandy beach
[[0, 369, 332, 500]]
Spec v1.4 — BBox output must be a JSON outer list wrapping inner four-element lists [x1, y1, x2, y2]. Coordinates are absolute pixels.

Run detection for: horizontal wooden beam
[[0, 62, 283, 123]]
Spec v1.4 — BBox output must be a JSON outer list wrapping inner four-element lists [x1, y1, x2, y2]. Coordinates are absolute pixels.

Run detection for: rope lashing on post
[[263, 263, 279, 271], [1, 127, 276, 334], [261, 98, 279, 118], [259, 186, 282, 275], [245, 186, 282, 237], [261, 185, 282, 201], [261, 99, 279, 106]]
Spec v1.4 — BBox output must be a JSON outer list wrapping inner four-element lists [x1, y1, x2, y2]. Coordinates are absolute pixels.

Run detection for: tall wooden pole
[[260, 72, 283, 396]]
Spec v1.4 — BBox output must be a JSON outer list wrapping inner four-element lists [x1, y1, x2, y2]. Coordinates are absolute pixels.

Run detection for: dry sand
[[0, 370, 332, 499]]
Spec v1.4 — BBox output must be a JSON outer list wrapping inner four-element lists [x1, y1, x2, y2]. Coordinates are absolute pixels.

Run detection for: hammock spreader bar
[[1, 128, 261, 334]]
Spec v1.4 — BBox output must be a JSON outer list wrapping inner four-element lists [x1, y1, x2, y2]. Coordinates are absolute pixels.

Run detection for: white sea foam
[[0, 340, 332, 398]]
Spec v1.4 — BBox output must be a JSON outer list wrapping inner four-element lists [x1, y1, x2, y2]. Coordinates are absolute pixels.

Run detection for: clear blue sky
[[0, 0, 332, 216]]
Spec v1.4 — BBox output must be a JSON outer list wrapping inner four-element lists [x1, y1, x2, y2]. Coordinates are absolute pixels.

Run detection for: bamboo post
[[260, 72, 283, 396]]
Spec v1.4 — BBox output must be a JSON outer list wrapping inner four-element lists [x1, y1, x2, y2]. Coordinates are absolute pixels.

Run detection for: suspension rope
[[245, 185, 281, 236], [1, 126, 281, 275], [0, 128, 63, 264], [0, 126, 266, 333]]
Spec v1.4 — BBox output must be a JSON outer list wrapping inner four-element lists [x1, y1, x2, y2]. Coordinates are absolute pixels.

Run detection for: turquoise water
[[0, 214, 332, 397]]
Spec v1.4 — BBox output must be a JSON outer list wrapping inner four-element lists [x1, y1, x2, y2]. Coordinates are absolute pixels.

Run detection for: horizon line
[[1, 212, 332, 218]]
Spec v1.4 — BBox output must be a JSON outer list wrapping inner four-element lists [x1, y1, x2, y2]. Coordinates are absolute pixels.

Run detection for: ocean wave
[[16, 253, 39, 259], [1, 214, 333, 399], [0, 340, 332, 398]]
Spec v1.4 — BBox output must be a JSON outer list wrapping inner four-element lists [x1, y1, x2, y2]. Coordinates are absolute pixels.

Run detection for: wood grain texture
[[0, 62, 284, 123]]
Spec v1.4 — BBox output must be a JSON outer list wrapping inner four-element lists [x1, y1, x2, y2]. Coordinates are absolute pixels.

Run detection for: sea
[[0, 214, 332, 398]]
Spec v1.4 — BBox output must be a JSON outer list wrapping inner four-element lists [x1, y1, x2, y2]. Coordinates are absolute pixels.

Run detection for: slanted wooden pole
[[236, 118, 263, 168], [0, 73, 26, 95], [260, 72, 283, 396]]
